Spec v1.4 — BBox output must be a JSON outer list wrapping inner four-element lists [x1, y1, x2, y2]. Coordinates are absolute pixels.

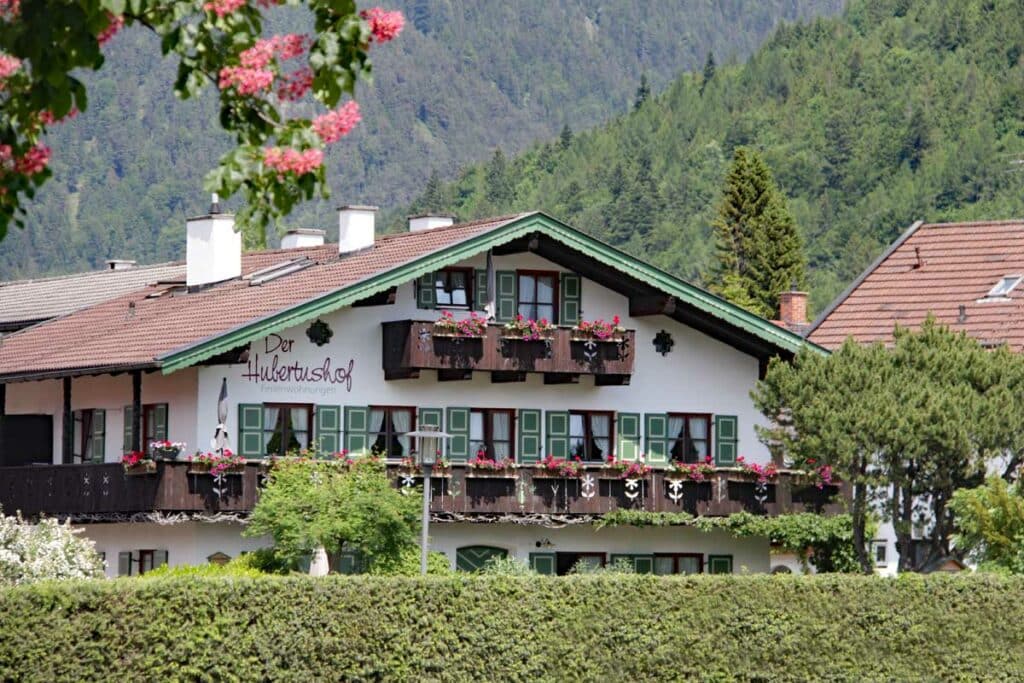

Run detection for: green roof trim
[[158, 213, 823, 374]]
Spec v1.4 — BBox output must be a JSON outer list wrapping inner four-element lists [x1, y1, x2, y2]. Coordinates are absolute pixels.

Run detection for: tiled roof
[[0, 214, 524, 379], [808, 220, 1024, 350], [0, 261, 186, 328]]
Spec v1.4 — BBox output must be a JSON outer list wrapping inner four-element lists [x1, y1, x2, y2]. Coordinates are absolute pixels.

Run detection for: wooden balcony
[[381, 320, 636, 383], [0, 462, 842, 521]]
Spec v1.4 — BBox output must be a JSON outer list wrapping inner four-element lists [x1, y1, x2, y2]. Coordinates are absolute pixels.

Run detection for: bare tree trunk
[[852, 476, 872, 574], [898, 483, 915, 572]]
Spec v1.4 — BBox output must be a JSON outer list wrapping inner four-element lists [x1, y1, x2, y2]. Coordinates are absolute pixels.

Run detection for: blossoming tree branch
[[0, 0, 403, 245]]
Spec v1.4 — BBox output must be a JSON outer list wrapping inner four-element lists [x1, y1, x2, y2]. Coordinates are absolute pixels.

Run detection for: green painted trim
[[159, 213, 823, 374]]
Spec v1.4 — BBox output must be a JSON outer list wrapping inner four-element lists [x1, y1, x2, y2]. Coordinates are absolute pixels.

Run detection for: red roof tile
[[0, 214, 525, 379], [808, 220, 1024, 350]]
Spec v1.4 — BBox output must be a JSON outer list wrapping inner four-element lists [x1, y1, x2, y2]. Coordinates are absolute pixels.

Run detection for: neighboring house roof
[[0, 261, 186, 331], [0, 212, 819, 381], [808, 219, 1024, 351]]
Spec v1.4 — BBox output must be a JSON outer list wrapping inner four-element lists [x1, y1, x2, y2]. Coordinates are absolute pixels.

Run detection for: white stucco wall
[[194, 251, 771, 464], [5, 369, 198, 463]]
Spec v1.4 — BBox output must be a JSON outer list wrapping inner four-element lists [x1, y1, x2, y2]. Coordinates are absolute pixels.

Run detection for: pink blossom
[[262, 147, 323, 176], [0, 0, 20, 20], [204, 0, 246, 17], [218, 66, 274, 95], [0, 53, 21, 82], [274, 34, 308, 61], [240, 39, 276, 69], [97, 13, 124, 45], [276, 67, 313, 101], [312, 101, 361, 143], [38, 108, 78, 125], [15, 144, 50, 175], [360, 8, 404, 43]]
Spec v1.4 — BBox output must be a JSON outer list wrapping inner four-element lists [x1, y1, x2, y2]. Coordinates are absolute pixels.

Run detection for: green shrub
[[1, 574, 1022, 681], [138, 562, 265, 580], [479, 556, 535, 575], [363, 547, 452, 576]]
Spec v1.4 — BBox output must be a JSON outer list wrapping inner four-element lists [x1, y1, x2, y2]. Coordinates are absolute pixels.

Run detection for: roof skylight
[[986, 275, 1023, 299]]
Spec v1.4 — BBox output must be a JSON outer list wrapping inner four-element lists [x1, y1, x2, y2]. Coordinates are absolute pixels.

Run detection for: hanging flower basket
[[602, 456, 653, 480], [187, 450, 246, 476], [501, 315, 555, 341], [432, 311, 488, 338], [532, 456, 583, 479], [466, 454, 517, 478], [571, 316, 626, 342], [666, 459, 717, 483], [149, 440, 186, 461]]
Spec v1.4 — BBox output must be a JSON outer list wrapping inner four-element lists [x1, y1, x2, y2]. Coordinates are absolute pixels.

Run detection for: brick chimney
[[778, 289, 808, 329]]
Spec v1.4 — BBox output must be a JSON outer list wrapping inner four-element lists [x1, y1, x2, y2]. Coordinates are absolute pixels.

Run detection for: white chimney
[[186, 194, 241, 288], [281, 228, 326, 249], [408, 213, 455, 232], [105, 259, 137, 271], [338, 205, 378, 254]]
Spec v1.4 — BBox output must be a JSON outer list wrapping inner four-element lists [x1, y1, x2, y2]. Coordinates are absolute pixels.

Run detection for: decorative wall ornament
[[653, 330, 674, 356], [754, 481, 769, 508], [624, 478, 642, 501], [667, 478, 684, 504], [516, 477, 528, 508], [581, 474, 596, 499], [400, 473, 416, 494], [306, 319, 334, 346]]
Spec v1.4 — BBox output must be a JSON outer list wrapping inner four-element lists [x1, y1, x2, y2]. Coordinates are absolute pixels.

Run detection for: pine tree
[[484, 148, 513, 206], [559, 123, 574, 151], [634, 73, 651, 110], [417, 169, 449, 213], [708, 147, 805, 318], [700, 52, 716, 96]]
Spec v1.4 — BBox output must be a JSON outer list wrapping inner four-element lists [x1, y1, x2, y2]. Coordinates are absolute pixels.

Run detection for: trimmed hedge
[[1, 574, 1023, 681]]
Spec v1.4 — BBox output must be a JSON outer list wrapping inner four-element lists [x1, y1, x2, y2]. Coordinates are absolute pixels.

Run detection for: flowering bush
[[573, 316, 625, 341], [121, 450, 152, 470], [468, 452, 516, 472], [434, 310, 488, 337], [668, 459, 717, 482], [0, 3, 405, 244], [189, 450, 246, 476], [0, 514, 104, 585], [535, 455, 583, 478], [799, 458, 834, 489], [605, 455, 652, 479], [737, 456, 778, 483], [503, 315, 555, 341]]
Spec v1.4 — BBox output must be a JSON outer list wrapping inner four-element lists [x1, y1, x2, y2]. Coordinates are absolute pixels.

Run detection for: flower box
[[152, 447, 181, 461], [433, 311, 488, 338], [466, 470, 518, 479], [188, 463, 245, 476], [124, 460, 157, 476]]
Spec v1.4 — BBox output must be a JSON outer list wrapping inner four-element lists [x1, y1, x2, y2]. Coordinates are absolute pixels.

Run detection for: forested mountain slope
[[0, 0, 840, 279], [410, 0, 1024, 311]]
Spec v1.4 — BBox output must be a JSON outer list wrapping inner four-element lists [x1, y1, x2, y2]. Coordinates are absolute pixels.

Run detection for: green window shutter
[[456, 546, 508, 572], [153, 404, 168, 441], [337, 551, 360, 575], [344, 406, 370, 455], [708, 555, 733, 574], [610, 554, 654, 574], [559, 272, 582, 325], [153, 550, 169, 569], [417, 408, 444, 457], [474, 269, 488, 311], [714, 415, 738, 466], [417, 273, 436, 309], [446, 407, 470, 463], [518, 409, 541, 463], [644, 413, 669, 464], [122, 406, 133, 454], [495, 270, 517, 323], [616, 413, 640, 462], [529, 552, 556, 575], [315, 405, 341, 456], [545, 411, 570, 460], [238, 404, 264, 458], [91, 409, 106, 463], [118, 551, 132, 577]]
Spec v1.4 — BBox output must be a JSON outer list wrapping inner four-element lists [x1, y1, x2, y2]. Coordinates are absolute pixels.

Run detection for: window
[[71, 408, 105, 464], [707, 555, 733, 574], [469, 409, 514, 459], [569, 411, 613, 462], [517, 270, 557, 322], [668, 413, 712, 463], [263, 404, 313, 456], [370, 406, 415, 459], [873, 540, 888, 567], [142, 404, 168, 446], [456, 545, 508, 572], [653, 553, 703, 575], [555, 552, 605, 575], [986, 275, 1023, 298], [118, 549, 168, 576], [434, 268, 472, 308]]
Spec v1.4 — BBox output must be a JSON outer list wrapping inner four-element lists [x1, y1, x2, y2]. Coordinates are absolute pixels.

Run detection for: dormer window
[[986, 275, 1023, 299]]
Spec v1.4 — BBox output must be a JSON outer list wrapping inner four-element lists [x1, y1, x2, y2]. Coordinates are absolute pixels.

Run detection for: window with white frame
[[469, 408, 514, 460]]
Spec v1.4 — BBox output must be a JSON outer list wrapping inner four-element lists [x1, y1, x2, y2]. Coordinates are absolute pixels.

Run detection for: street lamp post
[[406, 426, 448, 575]]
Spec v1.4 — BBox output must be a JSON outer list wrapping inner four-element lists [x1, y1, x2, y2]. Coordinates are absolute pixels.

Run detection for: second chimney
[[778, 290, 809, 328], [338, 205, 378, 254], [408, 213, 455, 232], [186, 195, 240, 288], [281, 228, 326, 249]]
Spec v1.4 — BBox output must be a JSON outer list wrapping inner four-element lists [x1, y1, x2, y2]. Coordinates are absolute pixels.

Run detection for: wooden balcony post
[[0, 383, 6, 462], [62, 377, 72, 464], [131, 370, 142, 453]]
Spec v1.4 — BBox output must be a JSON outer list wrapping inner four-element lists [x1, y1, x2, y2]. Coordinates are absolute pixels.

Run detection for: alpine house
[[0, 203, 835, 576]]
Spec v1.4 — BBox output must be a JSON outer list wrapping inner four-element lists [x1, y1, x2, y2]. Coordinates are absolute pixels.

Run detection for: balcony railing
[[0, 462, 842, 520], [381, 320, 636, 382]]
